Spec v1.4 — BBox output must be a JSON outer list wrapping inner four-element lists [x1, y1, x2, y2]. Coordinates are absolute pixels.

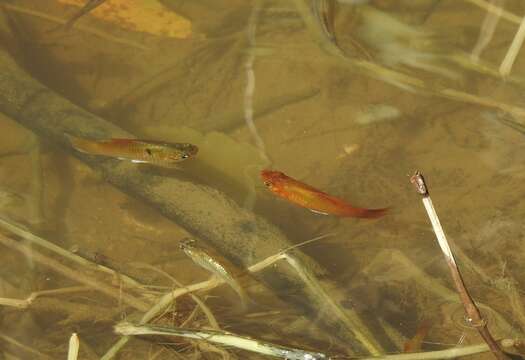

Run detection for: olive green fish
[[180, 238, 247, 307], [67, 135, 198, 167]]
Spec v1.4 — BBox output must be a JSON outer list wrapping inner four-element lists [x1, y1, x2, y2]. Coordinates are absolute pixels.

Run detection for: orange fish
[[260, 170, 387, 218], [67, 135, 198, 167]]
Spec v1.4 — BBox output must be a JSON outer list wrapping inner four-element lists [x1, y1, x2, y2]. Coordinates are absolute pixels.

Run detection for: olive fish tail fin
[[65, 133, 99, 155], [228, 280, 249, 309], [238, 289, 254, 312]]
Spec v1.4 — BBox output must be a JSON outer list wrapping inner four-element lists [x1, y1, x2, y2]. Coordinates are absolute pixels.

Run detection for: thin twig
[[410, 171, 509, 360], [0, 215, 146, 290], [0, 285, 91, 309], [358, 338, 519, 360], [0, 233, 151, 312]]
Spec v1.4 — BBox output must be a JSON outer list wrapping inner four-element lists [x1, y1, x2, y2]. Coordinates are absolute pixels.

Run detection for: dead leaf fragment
[[59, 0, 192, 38]]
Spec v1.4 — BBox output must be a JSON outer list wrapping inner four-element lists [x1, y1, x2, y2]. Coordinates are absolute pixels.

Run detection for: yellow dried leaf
[[58, 0, 191, 39]]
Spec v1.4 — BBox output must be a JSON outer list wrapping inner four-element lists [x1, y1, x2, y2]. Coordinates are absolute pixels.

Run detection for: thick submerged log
[[0, 49, 383, 356]]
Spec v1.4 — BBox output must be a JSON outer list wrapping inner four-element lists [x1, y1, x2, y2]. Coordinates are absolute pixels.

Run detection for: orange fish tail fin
[[343, 207, 388, 219], [66, 134, 100, 155]]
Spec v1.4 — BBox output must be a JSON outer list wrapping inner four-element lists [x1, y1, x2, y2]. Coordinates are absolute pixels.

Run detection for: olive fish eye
[[179, 238, 195, 248], [145, 148, 152, 155]]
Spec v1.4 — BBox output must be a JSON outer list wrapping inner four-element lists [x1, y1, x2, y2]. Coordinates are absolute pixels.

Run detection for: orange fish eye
[[264, 181, 272, 187]]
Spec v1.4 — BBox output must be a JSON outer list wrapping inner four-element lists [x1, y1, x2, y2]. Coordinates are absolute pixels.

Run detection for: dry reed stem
[[102, 233, 377, 359], [0, 233, 151, 312], [500, 15, 525, 76], [115, 322, 328, 359], [0, 285, 90, 309], [131, 262, 221, 329], [471, 0, 504, 61], [100, 260, 278, 359], [410, 171, 509, 360], [67, 333, 79, 360], [101, 235, 349, 360], [464, 0, 521, 24], [0, 216, 146, 290]]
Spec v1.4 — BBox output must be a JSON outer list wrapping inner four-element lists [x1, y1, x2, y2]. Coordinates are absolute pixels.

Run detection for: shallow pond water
[[1, 1, 525, 359]]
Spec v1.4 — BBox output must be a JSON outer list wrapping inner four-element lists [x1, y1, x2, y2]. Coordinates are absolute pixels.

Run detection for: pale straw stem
[[410, 171, 509, 360], [67, 333, 80, 360], [500, 14, 525, 76]]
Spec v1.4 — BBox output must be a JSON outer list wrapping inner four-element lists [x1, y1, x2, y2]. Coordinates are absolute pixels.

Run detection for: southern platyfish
[[179, 238, 248, 307], [261, 169, 387, 218], [67, 135, 198, 167]]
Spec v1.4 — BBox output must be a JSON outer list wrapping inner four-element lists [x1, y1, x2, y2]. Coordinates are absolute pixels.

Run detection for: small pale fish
[[355, 104, 401, 125], [66, 134, 198, 167], [180, 238, 247, 307]]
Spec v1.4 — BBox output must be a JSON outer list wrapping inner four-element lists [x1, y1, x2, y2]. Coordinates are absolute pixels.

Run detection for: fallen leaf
[[59, 0, 192, 38]]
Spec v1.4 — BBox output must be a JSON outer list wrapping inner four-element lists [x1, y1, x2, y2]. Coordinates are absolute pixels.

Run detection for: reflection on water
[[1, 0, 525, 359]]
